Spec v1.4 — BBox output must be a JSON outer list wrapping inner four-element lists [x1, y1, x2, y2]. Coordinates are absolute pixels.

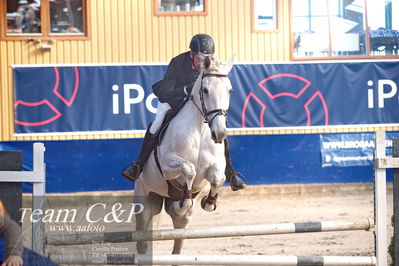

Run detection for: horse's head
[[198, 55, 234, 144]]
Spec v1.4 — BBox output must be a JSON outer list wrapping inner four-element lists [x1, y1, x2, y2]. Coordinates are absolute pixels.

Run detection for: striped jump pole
[[46, 219, 373, 246], [50, 254, 377, 265]]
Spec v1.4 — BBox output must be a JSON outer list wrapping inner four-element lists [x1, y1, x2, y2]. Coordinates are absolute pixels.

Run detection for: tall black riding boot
[[224, 138, 247, 191], [122, 126, 158, 182]]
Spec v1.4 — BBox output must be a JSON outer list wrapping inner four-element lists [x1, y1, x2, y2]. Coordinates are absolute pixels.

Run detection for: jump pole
[[46, 219, 374, 245], [0, 142, 46, 256], [50, 253, 377, 265]]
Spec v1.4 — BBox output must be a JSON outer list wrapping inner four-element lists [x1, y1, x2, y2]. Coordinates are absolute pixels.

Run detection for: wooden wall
[[0, 0, 290, 141]]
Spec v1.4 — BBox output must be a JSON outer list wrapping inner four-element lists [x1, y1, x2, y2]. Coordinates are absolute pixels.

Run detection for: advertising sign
[[13, 61, 399, 134], [320, 132, 399, 167]]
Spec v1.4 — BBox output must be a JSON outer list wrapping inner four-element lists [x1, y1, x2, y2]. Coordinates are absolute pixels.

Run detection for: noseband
[[190, 72, 229, 125]]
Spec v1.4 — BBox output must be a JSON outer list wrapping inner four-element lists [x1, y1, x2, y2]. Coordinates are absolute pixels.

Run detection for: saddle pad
[[157, 98, 189, 145]]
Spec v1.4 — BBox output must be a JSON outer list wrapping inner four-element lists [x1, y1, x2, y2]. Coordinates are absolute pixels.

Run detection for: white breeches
[[150, 102, 171, 134]]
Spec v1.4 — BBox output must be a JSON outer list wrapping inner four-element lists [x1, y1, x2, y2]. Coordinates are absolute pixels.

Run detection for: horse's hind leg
[[134, 181, 163, 254], [165, 197, 194, 255], [202, 166, 226, 212]]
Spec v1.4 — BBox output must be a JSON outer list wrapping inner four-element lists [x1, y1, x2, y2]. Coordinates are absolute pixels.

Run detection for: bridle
[[190, 72, 229, 125]]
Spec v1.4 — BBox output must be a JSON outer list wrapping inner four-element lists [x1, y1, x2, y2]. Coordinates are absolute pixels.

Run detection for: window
[[368, 0, 399, 56], [292, 0, 399, 59], [50, 0, 85, 34], [6, 0, 42, 35], [1, 0, 89, 40], [155, 0, 207, 16]]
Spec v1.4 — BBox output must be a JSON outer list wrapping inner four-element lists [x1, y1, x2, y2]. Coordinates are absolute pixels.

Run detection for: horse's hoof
[[172, 199, 193, 216], [201, 196, 217, 212]]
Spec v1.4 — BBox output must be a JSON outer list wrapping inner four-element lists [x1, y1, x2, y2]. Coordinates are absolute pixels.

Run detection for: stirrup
[[229, 171, 247, 191], [121, 162, 141, 182], [233, 171, 246, 181], [226, 170, 245, 182]]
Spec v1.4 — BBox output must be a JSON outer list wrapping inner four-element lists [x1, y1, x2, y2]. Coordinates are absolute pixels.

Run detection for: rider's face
[[191, 52, 203, 71]]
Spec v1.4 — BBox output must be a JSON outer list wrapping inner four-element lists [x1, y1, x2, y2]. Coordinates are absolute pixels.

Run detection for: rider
[[0, 200, 23, 266], [122, 33, 247, 191]]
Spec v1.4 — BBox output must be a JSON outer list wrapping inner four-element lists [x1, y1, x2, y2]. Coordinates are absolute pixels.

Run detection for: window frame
[[0, 0, 91, 41], [252, 0, 278, 32], [154, 0, 208, 16], [290, 0, 399, 61]]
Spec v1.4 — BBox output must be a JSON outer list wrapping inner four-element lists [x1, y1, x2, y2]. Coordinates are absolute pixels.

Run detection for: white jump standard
[[0, 142, 46, 256]]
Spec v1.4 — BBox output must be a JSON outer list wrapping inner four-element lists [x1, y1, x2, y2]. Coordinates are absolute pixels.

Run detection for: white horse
[[133, 55, 234, 255]]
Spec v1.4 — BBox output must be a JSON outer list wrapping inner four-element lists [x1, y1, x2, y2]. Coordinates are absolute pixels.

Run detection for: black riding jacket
[[153, 51, 199, 109]]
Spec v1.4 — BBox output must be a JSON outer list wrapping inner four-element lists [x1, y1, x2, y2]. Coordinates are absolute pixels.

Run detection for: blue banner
[[320, 132, 399, 167], [13, 61, 399, 133], [14, 65, 164, 133]]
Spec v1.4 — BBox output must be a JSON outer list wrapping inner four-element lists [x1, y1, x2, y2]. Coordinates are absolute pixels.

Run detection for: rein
[[190, 72, 229, 125]]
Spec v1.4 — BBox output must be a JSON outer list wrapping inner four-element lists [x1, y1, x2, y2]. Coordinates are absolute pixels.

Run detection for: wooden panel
[[103, 0, 112, 63], [131, 0, 140, 62], [157, 16, 166, 63], [110, 0, 119, 62], [137, 0, 146, 62], [177, 16, 186, 54], [87, 0, 96, 63], [145, 0, 153, 62], [183, 16, 190, 51], [124, 0, 133, 62], [97, 0, 105, 63], [77, 41, 85, 64], [117, 0, 126, 63], [281, 0, 290, 60], [55, 38, 64, 63]]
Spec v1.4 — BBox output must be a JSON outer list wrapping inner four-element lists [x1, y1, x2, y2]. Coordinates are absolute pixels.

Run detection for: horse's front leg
[[162, 155, 196, 216], [201, 165, 226, 212]]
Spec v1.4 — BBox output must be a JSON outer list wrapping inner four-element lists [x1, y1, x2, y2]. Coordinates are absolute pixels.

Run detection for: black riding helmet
[[189, 34, 215, 59]]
